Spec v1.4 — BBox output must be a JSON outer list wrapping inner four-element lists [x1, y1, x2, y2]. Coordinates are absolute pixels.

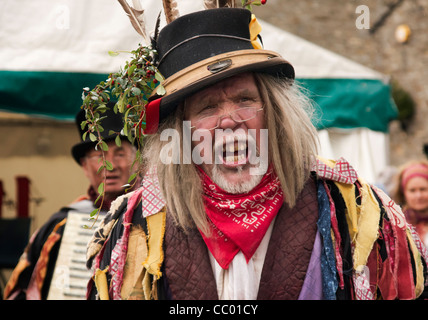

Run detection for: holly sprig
[[81, 44, 164, 148], [80, 43, 164, 227], [241, 0, 267, 10]]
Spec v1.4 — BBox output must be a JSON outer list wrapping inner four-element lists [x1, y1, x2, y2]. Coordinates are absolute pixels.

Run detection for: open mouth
[[105, 175, 120, 183], [223, 141, 247, 164], [215, 135, 251, 166]]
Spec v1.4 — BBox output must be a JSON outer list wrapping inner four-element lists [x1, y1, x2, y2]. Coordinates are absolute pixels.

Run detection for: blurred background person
[[392, 159, 428, 247], [3, 103, 139, 300]]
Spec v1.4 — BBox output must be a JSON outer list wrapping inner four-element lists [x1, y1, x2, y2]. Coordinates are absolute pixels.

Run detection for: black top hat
[[144, 8, 294, 134], [71, 102, 129, 164]]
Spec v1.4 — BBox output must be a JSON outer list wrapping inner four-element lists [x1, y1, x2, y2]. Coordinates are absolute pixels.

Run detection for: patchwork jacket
[[86, 158, 428, 300]]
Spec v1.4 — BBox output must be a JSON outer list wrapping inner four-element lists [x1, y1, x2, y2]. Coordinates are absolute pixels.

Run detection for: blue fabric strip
[[316, 179, 338, 300]]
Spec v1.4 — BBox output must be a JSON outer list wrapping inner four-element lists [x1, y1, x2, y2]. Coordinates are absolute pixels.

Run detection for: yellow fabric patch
[[94, 266, 109, 300], [126, 269, 146, 300], [143, 207, 166, 279], [319, 157, 359, 239], [335, 182, 358, 240], [353, 180, 381, 273], [136, 207, 166, 299], [407, 228, 424, 297], [334, 179, 381, 273], [249, 14, 262, 49], [121, 225, 148, 300], [317, 157, 381, 273]]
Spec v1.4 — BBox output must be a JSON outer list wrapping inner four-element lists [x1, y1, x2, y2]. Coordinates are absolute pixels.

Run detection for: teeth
[[224, 153, 246, 164], [223, 142, 247, 152], [225, 155, 235, 163], [220, 136, 248, 164]]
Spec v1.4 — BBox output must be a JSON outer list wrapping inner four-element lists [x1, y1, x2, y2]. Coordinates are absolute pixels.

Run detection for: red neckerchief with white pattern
[[198, 166, 284, 269]]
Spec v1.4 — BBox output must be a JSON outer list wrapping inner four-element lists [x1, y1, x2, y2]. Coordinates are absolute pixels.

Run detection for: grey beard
[[211, 164, 263, 194]]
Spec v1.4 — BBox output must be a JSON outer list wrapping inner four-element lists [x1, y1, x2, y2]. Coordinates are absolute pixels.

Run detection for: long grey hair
[[141, 73, 319, 234]]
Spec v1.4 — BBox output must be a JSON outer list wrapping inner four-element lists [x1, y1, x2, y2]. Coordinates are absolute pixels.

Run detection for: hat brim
[[152, 49, 294, 124], [71, 141, 97, 165], [71, 136, 132, 165]]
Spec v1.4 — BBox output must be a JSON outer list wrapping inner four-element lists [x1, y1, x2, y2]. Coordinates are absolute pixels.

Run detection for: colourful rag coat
[[86, 158, 428, 300]]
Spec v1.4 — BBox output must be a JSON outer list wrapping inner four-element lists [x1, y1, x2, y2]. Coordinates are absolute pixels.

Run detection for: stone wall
[[254, 0, 428, 166]]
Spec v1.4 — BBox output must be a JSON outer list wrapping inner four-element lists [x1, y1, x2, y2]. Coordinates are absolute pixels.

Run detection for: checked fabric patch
[[312, 157, 358, 185], [141, 167, 166, 218]]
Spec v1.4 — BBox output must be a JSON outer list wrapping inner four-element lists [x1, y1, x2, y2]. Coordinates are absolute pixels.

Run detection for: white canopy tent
[[0, 0, 397, 183]]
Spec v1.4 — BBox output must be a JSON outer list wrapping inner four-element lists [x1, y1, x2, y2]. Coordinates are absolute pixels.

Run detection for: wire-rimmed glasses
[[189, 106, 264, 131]]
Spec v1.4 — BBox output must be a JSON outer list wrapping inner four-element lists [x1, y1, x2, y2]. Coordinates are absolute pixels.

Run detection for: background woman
[[393, 160, 428, 248]]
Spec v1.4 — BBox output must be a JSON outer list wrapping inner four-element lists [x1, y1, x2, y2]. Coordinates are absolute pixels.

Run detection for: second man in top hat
[[4, 103, 139, 300]]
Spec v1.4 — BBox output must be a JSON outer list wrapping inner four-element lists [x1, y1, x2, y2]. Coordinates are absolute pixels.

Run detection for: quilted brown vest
[[163, 177, 319, 300]]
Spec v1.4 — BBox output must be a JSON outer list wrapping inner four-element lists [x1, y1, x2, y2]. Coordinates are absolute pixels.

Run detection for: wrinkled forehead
[[184, 73, 259, 110]]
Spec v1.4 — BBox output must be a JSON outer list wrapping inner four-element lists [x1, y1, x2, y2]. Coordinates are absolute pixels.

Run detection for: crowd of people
[[3, 6, 428, 301]]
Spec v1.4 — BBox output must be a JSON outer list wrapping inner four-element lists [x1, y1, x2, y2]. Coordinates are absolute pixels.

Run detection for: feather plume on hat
[[163, 0, 180, 24], [204, 0, 236, 9], [117, 0, 150, 44]]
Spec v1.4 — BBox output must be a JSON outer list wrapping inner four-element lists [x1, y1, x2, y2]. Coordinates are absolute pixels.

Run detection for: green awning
[[0, 70, 108, 121], [0, 70, 397, 133], [298, 78, 398, 133]]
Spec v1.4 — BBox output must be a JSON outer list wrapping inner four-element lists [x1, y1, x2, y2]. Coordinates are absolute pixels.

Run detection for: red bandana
[[198, 167, 284, 269]]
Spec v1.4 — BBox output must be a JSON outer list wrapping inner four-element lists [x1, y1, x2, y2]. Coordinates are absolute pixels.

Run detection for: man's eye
[[87, 154, 102, 162], [238, 96, 257, 104], [199, 105, 217, 114]]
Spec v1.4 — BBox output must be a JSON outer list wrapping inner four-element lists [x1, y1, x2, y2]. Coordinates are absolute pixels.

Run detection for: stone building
[[254, 0, 428, 166]]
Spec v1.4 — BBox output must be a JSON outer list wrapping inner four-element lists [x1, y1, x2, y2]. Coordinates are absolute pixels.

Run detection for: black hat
[[144, 8, 294, 134], [71, 102, 128, 164]]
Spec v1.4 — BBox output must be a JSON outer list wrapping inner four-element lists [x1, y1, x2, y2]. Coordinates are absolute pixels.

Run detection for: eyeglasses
[[85, 152, 131, 164], [190, 106, 264, 131]]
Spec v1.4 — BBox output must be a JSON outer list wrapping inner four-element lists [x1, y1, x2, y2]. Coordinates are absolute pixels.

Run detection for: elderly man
[[86, 8, 427, 300], [4, 105, 138, 300]]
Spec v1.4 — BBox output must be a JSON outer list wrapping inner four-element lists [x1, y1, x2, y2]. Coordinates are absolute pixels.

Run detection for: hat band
[[160, 49, 281, 96], [157, 34, 252, 67]]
